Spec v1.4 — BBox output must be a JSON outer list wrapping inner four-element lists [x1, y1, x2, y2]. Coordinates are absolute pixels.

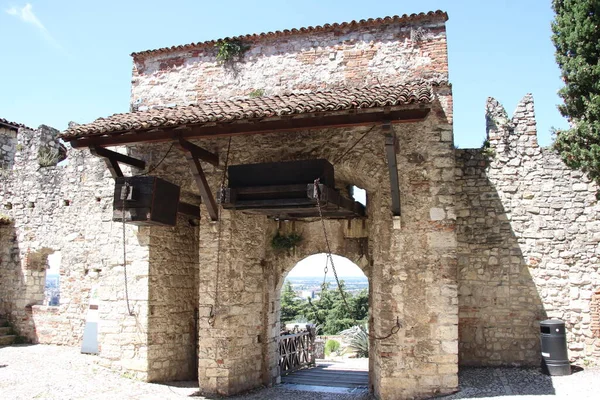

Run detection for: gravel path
[[1, 345, 599, 399]]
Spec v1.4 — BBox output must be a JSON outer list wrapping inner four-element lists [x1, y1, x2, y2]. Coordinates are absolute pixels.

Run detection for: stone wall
[[125, 14, 456, 399], [456, 95, 600, 366], [177, 88, 458, 398], [0, 126, 200, 380], [0, 126, 17, 169], [146, 217, 199, 381], [3, 12, 462, 400], [130, 15, 449, 112]]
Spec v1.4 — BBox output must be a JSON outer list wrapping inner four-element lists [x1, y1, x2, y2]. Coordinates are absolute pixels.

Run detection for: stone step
[[0, 335, 15, 346], [0, 327, 11, 335]]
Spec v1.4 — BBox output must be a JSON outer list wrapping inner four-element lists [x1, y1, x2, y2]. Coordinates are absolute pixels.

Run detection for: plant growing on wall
[[37, 147, 62, 167], [248, 88, 265, 98], [0, 213, 13, 226], [481, 138, 495, 159], [271, 231, 303, 251], [215, 39, 250, 65]]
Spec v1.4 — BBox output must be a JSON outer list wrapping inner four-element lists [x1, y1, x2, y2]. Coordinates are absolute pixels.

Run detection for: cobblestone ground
[[1, 345, 599, 399]]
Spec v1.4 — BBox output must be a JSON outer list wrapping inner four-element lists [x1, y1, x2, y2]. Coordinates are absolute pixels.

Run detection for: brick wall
[[130, 16, 450, 116]]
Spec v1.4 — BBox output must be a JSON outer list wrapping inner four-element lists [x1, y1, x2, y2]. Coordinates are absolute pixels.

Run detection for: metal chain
[[209, 137, 233, 327], [121, 181, 134, 316], [313, 179, 400, 340], [118, 142, 174, 318], [332, 125, 376, 166]]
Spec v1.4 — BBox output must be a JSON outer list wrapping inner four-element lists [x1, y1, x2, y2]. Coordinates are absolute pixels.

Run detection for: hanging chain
[[116, 142, 174, 318], [313, 178, 400, 340], [121, 181, 134, 316], [332, 125, 376, 166], [209, 137, 233, 327]]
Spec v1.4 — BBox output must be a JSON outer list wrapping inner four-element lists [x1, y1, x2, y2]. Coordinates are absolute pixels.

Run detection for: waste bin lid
[[540, 319, 565, 326]]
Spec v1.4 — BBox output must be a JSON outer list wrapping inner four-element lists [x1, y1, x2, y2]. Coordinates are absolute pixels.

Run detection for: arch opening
[[276, 253, 371, 390]]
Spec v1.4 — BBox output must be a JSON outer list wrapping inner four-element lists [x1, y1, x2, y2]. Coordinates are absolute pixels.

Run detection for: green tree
[[280, 280, 370, 335], [323, 280, 355, 334], [280, 280, 301, 326], [350, 289, 369, 322], [552, 0, 600, 187]]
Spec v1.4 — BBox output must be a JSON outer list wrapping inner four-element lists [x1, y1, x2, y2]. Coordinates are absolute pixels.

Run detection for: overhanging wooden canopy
[[62, 84, 434, 221], [65, 107, 429, 148]]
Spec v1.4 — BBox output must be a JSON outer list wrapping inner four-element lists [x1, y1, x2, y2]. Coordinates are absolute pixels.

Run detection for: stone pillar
[[372, 109, 458, 399], [97, 225, 151, 380], [147, 216, 200, 381], [197, 210, 269, 396]]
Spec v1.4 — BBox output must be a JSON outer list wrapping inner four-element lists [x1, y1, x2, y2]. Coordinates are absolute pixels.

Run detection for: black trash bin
[[540, 319, 571, 376]]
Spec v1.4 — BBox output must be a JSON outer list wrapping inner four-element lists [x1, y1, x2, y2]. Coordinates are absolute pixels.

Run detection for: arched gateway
[[58, 10, 458, 400]]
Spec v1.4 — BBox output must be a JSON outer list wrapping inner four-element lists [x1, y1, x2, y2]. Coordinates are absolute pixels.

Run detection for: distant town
[[285, 276, 368, 300], [44, 274, 60, 306]]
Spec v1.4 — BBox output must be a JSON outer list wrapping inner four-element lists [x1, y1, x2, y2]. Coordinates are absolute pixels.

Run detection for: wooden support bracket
[[383, 123, 401, 216], [89, 146, 146, 179], [176, 138, 219, 166], [175, 140, 219, 221]]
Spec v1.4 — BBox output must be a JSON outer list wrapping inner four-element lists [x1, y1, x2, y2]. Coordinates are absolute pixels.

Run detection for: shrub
[[340, 325, 369, 358], [324, 339, 340, 356], [271, 232, 303, 251]]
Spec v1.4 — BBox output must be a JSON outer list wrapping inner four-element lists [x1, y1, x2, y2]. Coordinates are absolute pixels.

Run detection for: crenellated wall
[[456, 95, 600, 366]]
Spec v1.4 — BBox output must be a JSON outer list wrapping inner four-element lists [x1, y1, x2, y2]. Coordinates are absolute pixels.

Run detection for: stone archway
[[190, 111, 457, 399], [262, 215, 376, 389], [275, 251, 372, 386]]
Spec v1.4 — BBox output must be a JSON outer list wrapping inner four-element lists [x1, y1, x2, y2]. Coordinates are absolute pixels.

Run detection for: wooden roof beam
[[68, 108, 430, 148]]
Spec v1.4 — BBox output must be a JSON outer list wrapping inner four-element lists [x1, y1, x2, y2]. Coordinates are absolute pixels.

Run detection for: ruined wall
[[0, 126, 200, 381], [456, 95, 600, 366], [130, 14, 449, 109]]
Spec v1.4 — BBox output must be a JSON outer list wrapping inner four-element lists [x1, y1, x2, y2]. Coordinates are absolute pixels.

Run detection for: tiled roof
[[61, 83, 433, 139], [132, 10, 448, 58], [0, 118, 30, 131]]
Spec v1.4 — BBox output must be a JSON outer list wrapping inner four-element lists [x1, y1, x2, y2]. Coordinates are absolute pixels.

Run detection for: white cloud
[[5, 3, 60, 48]]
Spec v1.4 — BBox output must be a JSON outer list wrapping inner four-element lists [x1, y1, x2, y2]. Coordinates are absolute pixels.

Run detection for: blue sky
[[1, 1, 566, 148]]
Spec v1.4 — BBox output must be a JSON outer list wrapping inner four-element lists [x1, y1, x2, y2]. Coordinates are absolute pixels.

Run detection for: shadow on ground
[[439, 367, 555, 399]]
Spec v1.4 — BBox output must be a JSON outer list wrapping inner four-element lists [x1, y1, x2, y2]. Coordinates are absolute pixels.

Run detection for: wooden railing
[[279, 326, 316, 375]]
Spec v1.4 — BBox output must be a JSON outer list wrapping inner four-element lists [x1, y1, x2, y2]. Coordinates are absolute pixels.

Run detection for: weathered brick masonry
[[130, 13, 450, 111]]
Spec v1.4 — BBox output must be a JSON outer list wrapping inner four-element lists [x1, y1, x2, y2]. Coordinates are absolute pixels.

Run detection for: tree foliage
[[552, 1, 600, 186], [280, 280, 369, 335]]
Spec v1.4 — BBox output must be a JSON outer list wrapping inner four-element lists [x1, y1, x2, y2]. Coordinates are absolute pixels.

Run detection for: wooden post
[[383, 123, 401, 216]]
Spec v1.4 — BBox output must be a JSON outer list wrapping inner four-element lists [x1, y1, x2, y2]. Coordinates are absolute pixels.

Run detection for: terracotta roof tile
[[132, 10, 448, 58], [0, 118, 30, 131], [61, 83, 433, 139]]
